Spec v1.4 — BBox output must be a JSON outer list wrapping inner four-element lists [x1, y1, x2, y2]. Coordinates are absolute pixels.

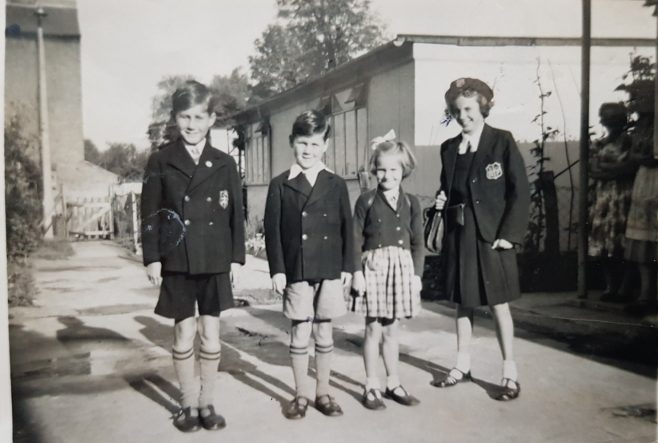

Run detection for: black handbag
[[423, 206, 444, 254]]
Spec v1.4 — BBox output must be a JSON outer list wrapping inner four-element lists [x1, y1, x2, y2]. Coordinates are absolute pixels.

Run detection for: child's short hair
[[289, 110, 331, 144], [369, 136, 417, 179], [171, 80, 216, 116], [598, 102, 627, 129]]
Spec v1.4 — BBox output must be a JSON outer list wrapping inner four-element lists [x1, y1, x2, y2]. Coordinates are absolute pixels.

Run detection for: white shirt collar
[[288, 162, 331, 187], [184, 138, 206, 164], [459, 124, 484, 154], [381, 186, 400, 200]]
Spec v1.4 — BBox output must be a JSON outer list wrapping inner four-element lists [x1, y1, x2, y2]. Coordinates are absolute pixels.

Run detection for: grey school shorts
[[283, 279, 346, 321]]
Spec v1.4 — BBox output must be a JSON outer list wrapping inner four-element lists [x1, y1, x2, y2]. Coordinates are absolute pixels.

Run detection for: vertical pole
[[0, 3, 14, 440], [107, 186, 114, 240], [654, 10, 658, 159], [578, 0, 591, 299], [35, 6, 53, 239], [131, 191, 139, 253]]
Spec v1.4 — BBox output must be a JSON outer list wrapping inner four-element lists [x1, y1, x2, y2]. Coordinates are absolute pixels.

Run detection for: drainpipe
[[35, 5, 54, 239]]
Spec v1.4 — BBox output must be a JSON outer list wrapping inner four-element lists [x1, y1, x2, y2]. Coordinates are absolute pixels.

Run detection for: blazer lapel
[[165, 139, 196, 178], [283, 172, 312, 197], [187, 142, 226, 192], [469, 124, 495, 177], [304, 170, 335, 208]]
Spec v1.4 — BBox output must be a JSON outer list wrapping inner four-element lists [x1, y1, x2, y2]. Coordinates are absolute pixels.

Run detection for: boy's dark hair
[[289, 110, 331, 144], [171, 80, 216, 116], [599, 102, 627, 130]]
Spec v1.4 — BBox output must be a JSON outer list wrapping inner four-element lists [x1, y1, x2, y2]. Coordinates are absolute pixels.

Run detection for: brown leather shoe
[[283, 396, 309, 420], [173, 407, 201, 433], [199, 405, 226, 430], [315, 394, 343, 417], [384, 385, 420, 406]]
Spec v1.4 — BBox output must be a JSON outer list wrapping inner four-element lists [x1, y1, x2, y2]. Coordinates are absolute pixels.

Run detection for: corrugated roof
[[5, 3, 80, 38]]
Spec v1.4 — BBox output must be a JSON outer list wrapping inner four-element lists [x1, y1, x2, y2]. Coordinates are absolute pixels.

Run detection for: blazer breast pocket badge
[[485, 162, 503, 180], [219, 190, 229, 209]]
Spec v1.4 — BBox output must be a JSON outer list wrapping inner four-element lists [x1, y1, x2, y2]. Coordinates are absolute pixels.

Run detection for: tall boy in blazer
[[264, 110, 355, 419], [141, 81, 245, 432]]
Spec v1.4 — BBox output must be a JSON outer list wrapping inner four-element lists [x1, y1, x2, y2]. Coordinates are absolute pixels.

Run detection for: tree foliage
[[249, 0, 387, 99], [85, 141, 150, 182], [5, 112, 43, 260], [84, 138, 102, 164]]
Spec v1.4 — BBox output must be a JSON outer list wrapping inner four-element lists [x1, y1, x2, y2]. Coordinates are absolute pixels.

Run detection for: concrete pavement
[[8, 241, 657, 443]]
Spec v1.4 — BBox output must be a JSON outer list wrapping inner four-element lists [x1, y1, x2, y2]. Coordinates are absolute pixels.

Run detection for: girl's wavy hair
[[368, 140, 417, 179]]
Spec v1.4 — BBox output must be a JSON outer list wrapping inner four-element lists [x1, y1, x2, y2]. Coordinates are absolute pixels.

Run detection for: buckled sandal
[[173, 407, 201, 433], [493, 378, 521, 401], [315, 394, 343, 417], [199, 405, 226, 430], [362, 388, 386, 410], [384, 385, 420, 406], [283, 396, 309, 420], [430, 368, 471, 388]]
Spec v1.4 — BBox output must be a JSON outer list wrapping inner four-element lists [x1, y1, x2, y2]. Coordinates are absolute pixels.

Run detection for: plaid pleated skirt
[[355, 246, 420, 319]]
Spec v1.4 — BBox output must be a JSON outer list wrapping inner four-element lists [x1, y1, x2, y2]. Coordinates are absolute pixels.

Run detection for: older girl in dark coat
[[432, 78, 530, 401]]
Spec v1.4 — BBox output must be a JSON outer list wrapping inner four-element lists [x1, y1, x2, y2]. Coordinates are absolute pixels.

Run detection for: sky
[[77, 0, 657, 150]]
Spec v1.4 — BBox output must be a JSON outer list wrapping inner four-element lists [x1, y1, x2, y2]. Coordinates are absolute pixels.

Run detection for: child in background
[[352, 130, 424, 410], [264, 110, 355, 419]]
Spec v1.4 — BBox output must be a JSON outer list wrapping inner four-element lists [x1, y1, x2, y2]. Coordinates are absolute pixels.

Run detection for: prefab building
[[220, 34, 654, 250]]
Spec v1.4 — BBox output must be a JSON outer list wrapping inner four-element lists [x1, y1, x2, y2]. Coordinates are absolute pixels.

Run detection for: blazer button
[[208, 221, 214, 226], [378, 243, 382, 248], [396, 226, 401, 231], [475, 200, 480, 205], [184, 219, 191, 226], [302, 234, 308, 240], [206, 197, 212, 202], [323, 213, 327, 217], [472, 178, 477, 183], [184, 195, 190, 202], [323, 235, 328, 240], [398, 239, 404, 245], [302, 211, 308, 217]]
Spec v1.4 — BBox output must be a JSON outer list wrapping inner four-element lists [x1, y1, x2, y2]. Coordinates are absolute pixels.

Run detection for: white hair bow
[[370, 129, 396, 149]]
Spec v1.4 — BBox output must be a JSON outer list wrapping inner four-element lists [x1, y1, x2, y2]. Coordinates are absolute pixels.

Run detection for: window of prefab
[[324, 84, 368, 179], [245, 121, 270, 185]]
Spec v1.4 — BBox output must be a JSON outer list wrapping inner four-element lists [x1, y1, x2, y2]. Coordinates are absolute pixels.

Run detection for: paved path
[[9, 241, 657, 443]]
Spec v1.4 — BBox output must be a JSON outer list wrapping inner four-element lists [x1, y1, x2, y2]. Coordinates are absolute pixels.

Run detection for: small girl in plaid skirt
[[352, 130, 425, 410]]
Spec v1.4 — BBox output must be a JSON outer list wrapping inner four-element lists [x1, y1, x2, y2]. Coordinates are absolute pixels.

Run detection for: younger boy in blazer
[[141, 81, 245, 432], [264, 110, 355, 419]]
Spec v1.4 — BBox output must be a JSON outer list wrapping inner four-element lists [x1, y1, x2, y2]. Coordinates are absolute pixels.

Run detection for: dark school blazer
[[264, 169, 356, 283], [440, 124, 530, 245], [141, 139, 245, 274]]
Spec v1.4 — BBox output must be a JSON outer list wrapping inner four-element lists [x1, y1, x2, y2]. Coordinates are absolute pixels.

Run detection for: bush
[[5, 113, 43, 261], [5, 112, 44, 306], [7, 259, 37, 306]]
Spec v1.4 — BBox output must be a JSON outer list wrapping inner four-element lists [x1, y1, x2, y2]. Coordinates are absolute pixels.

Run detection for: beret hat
[[445, 77, 494, 103]]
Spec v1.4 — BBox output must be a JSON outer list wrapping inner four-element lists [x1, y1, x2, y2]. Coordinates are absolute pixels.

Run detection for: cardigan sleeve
[[352, 193, 369, 272], [408, 194, 426, 276], [264, 179, 286, 277], [496, 131, 530, 245], [140, 152, 163, 266]]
